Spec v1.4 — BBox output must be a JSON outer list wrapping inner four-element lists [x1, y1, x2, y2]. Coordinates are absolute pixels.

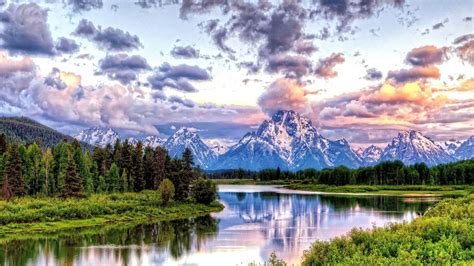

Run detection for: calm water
[[1, 185, 439, 266]]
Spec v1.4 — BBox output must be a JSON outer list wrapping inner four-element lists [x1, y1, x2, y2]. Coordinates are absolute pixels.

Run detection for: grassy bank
[[302, 194, 474, 265], [0, 191, 223, 243], [213, 179, 287, 185], [285, 184, 473, 196]]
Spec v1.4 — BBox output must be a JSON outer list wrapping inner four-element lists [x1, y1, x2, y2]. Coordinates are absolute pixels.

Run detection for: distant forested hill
[[0, 117, 90, 148]]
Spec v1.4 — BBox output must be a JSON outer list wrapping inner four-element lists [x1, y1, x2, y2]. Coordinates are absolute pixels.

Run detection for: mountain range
[[73, 110, 474, 170]]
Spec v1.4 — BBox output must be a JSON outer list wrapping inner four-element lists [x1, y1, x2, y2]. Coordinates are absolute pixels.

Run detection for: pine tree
[[112, 139, 122, 168], [4, 145, 25, 197], [96, 175, 106, 193], [143, 146, 154, 190], [27, 143, 42, 195], [0, 133, 6, 154], [106, 163, 120, 193], [121, 140, 133, 191], [133, 141, 145, 191], [120, 169, 128, 192], [41, 148, 53, 195], [152, 146, 167, 190], [60, 152, 84, 198]]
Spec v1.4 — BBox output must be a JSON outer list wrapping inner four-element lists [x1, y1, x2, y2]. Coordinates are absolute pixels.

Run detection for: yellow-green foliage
[[302, 194, 474, 265]]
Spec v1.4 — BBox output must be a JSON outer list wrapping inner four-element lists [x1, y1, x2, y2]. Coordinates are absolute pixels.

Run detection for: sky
[[0, 0, 473, 147]]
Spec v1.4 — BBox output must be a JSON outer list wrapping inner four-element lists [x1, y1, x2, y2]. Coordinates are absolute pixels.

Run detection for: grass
[[0, 191, 224, 243], [301, 193, 474, 265], [284, 184, 474, 197]]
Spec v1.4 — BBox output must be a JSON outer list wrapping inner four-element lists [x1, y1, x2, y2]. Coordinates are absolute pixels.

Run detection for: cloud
[[74, 19, 143, 51], [266, 54, 312, 78], [387, 66, 440, 83], [455, 40, 474, 66], [55, 37, 79, 53], [405, 45, 446, 66], [147, 63, 211, 92], [310, 80, 474, 144], [98, 53, 150, 84], [364, 68, 383, 80], [258, 78, 311, 116], [432, 18, 448, 30], [170, 45, 200, 58], [74, 19, 97, 36], [0, 51, 36, 106], [0, 3, 55, 55], [68, 0, 103, 11], [168, 95, 195, 108], [314, 53, 345, 78], [453, 34, 474, 45]]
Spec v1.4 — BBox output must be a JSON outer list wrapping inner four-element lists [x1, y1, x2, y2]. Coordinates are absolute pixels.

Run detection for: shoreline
[[214, 181, 472, 197], [0, 192, 224, 244]]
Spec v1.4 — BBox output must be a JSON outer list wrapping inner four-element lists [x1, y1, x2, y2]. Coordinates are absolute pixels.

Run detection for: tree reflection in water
[[0, 215, 218, 266]]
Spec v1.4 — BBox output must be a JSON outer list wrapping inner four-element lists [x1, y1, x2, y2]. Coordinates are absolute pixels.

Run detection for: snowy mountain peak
[[362, 145, 383, 165], [455, 136, 474, 160], [75, 127, 120, 147], [213, 110, 362, 170], [163, 127, 217, 169], [379, 130, 453, 166], [143, 135, 165, 148], [438, 139, 462, 155]]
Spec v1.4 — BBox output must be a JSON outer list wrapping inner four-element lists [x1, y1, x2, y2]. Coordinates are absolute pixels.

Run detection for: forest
[[210, 159, 474, 186], [0, 133, 217, 205]]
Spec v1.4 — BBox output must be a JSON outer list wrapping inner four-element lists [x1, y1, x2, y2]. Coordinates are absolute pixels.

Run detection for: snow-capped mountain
[[455, 136, 474, 160], [209, 143, 229, 155], [143, 135, 165, 148], [362, 145, 383, 165], [212, 110, 363, 170], [163, 127, 218, 169], [75, 127, 119, 147], [378, 130, 453, 166], [438, 140, 462, 155]]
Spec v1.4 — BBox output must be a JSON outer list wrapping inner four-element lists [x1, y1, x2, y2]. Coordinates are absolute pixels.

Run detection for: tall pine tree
[[133, 141, 145, 191], [4, 145, 25, 198], [60, 152, 84, 198]]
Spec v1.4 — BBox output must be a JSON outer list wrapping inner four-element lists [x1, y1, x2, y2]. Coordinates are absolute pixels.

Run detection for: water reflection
[[0, 185, 437, 265]]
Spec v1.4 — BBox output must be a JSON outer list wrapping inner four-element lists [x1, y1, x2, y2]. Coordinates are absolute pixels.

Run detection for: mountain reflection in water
[[0, 185, 438, 265]]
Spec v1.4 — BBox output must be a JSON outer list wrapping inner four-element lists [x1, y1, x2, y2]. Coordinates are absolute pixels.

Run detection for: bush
[[191, 177, 217, 205], [158, 178, 175, 207]]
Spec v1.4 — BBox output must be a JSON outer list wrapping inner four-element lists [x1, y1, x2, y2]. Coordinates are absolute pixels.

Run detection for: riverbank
[[285, 184, 473, 197], [213, 179, 287, 185], [0, 191, 223, 243], [302, 193, 474, 265]]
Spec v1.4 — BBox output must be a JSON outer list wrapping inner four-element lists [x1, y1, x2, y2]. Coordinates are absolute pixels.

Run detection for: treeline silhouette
[[0, 133, 214, 201], [209, 159, 474, 185]]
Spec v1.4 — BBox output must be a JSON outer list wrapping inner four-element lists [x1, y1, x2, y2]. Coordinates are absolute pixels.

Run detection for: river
[[1, 185, 439, 265]]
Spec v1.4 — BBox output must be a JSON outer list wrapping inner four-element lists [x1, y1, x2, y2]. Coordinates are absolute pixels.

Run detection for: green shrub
[[158, 178, 175, 207], [190, 177, 217, 205]]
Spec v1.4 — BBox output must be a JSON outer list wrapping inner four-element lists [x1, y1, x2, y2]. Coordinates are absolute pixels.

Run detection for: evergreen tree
[[27, 143, 42, 195], [41, 148, 53, 195], [96, 175, 106, 193], [143, 146, 154, 190], [60, 152, 84, 198], [120, 169, 128, 192], [5, 145, 25, 197], [106, 163, 120, 193], [0, 133, 6, 154], [121, 140, 134, 191], [152, 147, 167, 190], [112, 139, 122, 168], [133, 141, 145, 191]]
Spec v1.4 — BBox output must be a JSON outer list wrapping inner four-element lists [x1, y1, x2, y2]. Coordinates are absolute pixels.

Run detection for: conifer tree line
[[210, 159, 474, 186], [0, 133, 214, 201]]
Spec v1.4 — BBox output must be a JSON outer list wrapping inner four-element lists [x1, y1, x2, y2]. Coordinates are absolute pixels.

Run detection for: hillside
[[0, 117, 89, 148]]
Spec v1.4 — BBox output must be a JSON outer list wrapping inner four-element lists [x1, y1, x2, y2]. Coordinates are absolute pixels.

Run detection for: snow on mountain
[[143, 135, 165, 148], [362, 145, 383, 165], [75, 127, 119, 147], [378, 130, 453, 166], [213, 110, 363, 170], [163, 127, 217, 169], [455, 136, 474, 160], [438, 140, 462, 155]]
